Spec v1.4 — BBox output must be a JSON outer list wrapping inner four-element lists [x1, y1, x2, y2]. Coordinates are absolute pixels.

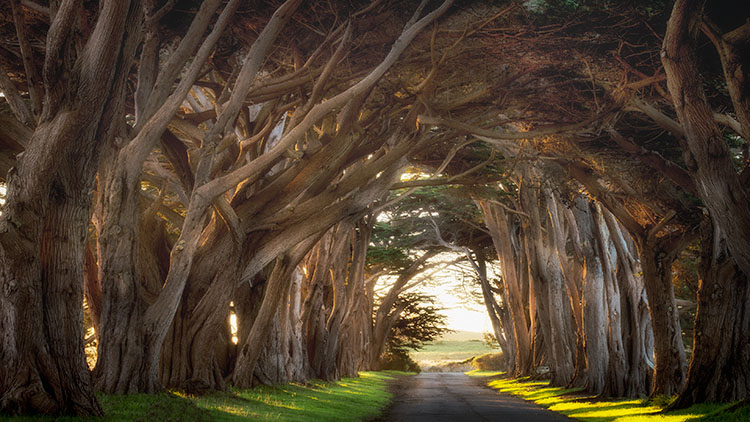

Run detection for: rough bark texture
[[232, 236, 318, 388], [479, 200, 532, 377], [662, 0, 750, 277], [671, 222, 750, 408], [638, 235, 686, 397], [602, 210, 654, 397], [0, 0, 141, 414], [159, 240, 239, 393], [571, 196, 609, 395]]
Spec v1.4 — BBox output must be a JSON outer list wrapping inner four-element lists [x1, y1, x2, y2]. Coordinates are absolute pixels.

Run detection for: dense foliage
[[379, 292, 451, 372]]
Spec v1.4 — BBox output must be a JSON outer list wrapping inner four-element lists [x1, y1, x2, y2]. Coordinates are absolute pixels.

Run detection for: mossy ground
[[1, 371, 407, 422], [466, 370, 750, 422]]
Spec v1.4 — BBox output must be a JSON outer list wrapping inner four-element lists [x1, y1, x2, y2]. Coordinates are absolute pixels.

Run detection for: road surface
[[381, 372, 572, 422]]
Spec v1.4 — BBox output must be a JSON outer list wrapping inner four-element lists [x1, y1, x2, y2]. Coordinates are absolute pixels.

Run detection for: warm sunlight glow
[[419, 279, 493, 333], [229, 312, 238, 344]]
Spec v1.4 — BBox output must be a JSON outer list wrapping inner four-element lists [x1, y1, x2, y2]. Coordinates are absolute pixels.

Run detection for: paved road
[[382, 372, 572, 422]]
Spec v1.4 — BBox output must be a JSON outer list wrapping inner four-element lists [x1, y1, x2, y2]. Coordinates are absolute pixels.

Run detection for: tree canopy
[[1, 0, 749, 417]]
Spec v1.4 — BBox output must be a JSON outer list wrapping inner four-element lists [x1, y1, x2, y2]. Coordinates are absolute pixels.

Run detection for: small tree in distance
[[378, 292, 452, 372]]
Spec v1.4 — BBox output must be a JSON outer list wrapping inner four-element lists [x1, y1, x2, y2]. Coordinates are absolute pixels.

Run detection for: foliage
[[385, 293, 452, 356], [467, 371, 746, 422], [367, 185, 493, 271], [0, 372, 404, 422], [378, 351, 422, 373], [482, 331, 500, 349]]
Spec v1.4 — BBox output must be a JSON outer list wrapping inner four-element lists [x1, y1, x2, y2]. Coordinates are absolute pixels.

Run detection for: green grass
[[466, 370, 750, 422], [0, 371, 405, 422], [410, 340, 499, 364]]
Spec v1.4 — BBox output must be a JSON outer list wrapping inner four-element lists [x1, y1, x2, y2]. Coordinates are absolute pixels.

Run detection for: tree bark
[[231, 236, 318, 388], [468, 249, 511, 371], [0, 0, 141, 414], [602, 209, 654, 397], [670, 221, 750, 408], [662, 0, 750, 277], [571, 196, 609, 395], [479, 200, 533, 376], [638, 233, 687, 397]]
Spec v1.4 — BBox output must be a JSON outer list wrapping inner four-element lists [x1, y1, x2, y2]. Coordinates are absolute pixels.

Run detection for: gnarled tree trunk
[[0, 0, 141, 414], [571, 196, 609, 395], [479, 200, 533, 377], [671, 221, 750, 408]]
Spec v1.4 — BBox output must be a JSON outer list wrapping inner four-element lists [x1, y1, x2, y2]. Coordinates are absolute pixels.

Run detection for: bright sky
[[420, 280, 492, 333], [417, 268, 493, 334], [377, 256, 494, 334]]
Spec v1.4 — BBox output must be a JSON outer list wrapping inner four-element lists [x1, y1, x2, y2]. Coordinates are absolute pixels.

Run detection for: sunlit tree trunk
[[232, 236, 319, 388], [467, 248, 511, 371], [522, 182, 575, 386], [568, 162, 685, 397], [602, 210, 654, 397], [479, 200, 533, 376]]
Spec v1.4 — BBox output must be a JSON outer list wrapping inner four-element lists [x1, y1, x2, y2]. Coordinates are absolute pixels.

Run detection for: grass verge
[[466, 370, 750, 422], [1, 371, 407, 422]]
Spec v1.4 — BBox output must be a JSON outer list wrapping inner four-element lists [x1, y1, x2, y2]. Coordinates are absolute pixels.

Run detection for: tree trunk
[[592, 204, 628, 397], [1, 0, 141, 414], [94, 213, 173, 394], [638, 235, 687, 397], [469, 249, 511, 370], [670, 221, 750, 408], [479, 200, 533, 376], [662, 0, 750, 278], [160, 245, 239, 393], [254, 268, 307, 385], [602, 209, 654, 397], [572, 196, 609, 395], [157, 214, 243, 393], [1, 197, 101, 415], [232, 236, 317, 388], [337, 218, 375, 376]]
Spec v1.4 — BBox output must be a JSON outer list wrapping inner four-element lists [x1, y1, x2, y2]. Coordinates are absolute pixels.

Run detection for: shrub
[[472, 352, 505, 371], [379, 350, 421, 373]]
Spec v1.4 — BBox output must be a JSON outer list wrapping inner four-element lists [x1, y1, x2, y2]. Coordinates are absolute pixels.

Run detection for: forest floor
[[468, 370, 750, 422], [0, 371, 403, 422]]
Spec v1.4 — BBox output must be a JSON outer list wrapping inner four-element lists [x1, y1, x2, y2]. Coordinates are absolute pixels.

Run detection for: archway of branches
[[0, 0, 748, 416]]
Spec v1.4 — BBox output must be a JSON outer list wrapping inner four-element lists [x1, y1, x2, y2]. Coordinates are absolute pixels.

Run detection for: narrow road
[[382, 372, 572, 422]]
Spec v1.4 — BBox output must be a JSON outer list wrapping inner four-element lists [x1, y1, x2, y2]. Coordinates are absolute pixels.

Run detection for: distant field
[[438, 330, 486, 342], [410, 339, 500, 365]]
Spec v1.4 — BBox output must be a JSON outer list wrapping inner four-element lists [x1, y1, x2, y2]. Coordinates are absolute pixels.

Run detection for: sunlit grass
[[0, 371, 406, 422], [188, 371, 405, 422], [466, 370, 750, 422]]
